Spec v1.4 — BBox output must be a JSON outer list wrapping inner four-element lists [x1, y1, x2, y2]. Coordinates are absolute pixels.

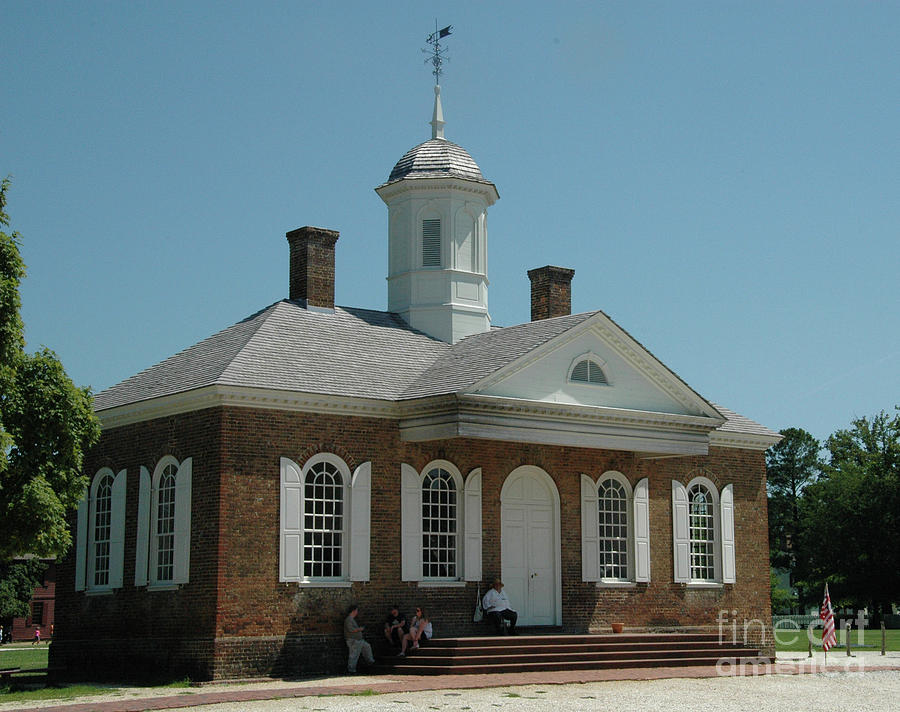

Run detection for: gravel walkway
[[1, 651, 898, 712]]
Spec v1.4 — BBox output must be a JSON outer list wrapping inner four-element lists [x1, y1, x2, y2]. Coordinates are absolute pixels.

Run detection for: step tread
[[378, 655, 771, 676]]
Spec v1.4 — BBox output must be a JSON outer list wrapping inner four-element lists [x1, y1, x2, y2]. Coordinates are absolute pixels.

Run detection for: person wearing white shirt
[[481, 578, 518, 635]]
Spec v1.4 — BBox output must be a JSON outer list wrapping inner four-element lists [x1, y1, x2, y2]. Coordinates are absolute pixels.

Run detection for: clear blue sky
[[3, 1, 898, 445]]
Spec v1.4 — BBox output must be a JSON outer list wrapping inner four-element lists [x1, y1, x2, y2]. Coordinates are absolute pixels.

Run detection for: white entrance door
[[500, 466, 559, 626]]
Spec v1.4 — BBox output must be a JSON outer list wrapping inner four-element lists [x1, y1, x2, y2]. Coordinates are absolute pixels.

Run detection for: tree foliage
[[0, 177, 100, 563], [766, 427, 821, 573], [0, 559, 47, 619], [799, 410, 900, 613]]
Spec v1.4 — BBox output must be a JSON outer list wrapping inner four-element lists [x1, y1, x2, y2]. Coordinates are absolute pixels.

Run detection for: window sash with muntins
[[155, 465, 177, 582], [92, 474, 114, 586], [422, 468, 457, 578], [303, 461, 344, 579], [598, 478, 629, 580], [688, 484, 715, 581]]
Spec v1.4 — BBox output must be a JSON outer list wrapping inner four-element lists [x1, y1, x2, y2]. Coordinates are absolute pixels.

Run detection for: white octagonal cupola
[[375, 85, 499, 344]]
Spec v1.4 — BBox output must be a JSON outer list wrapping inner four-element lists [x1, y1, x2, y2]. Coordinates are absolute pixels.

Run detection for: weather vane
[[423, 21, 452, 84]]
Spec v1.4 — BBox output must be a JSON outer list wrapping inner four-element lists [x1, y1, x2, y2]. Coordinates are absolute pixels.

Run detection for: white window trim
[[401, 461, 482, 583], [76, 467, 126, 592], [567, 351, 612, 387], [672, 476, 735, 585], [147, 455, 192, 587], [581, 472, 648, 585], [279, 455, 371, 586]]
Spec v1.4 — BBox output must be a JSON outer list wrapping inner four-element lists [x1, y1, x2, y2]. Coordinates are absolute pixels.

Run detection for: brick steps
[[376, 633, 769, 676]]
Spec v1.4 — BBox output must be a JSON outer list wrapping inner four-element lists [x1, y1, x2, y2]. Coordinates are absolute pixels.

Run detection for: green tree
[[0, 559, 47, 619], [766, 428, 821, 590], [0, 178, 100, 584], [800, 410, 900, 614]]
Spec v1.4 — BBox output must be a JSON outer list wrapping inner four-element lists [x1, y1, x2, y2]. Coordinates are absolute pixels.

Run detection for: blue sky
[[2, 1, 898, 444]]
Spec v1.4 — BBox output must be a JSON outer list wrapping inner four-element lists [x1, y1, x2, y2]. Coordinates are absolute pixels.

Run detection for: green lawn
[[0, 645, 49, 671], [774, 626, 900, 652]]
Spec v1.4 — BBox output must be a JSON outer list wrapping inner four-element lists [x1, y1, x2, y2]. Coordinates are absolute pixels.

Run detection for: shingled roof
[[93, 302, 778, 441]]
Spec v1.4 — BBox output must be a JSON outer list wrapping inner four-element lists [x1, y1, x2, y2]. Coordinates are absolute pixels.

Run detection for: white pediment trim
[[469, 311, 723, 421]]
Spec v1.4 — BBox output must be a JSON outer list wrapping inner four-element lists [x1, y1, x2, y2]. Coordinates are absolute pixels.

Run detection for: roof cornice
[[375, 175, 499, 204], [95, 385, 775, 453], [96, 385, 399, 429]]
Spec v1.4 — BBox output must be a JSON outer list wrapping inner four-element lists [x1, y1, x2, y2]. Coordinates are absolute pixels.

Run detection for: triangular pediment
[[468, 312, 721, 422]]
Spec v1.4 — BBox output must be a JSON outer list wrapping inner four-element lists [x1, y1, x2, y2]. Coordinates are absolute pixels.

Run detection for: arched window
[[75, 468, 126, 592], [135, 456, 191, 588], [303, 459, 344, 579], [581, 473, 649, 584], [280, 455, 371, 584], [155, 463, 177, 582], [422, 467, 458, 578], [598, 477, 629, 580], [400, 462, 482, 583], [672, 477, 735, 585], [92, 473, 114, 587], [688, 482, 716, 581]]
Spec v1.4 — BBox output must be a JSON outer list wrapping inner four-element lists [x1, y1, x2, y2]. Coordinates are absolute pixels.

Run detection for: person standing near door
[[482, 578, 518, 635]]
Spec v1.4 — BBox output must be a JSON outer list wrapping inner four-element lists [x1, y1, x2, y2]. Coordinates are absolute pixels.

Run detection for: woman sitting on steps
[[398, 607, 432, 656]]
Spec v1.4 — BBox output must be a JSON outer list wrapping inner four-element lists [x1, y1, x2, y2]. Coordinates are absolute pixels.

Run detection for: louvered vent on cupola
[[422, 219, 441, 267]]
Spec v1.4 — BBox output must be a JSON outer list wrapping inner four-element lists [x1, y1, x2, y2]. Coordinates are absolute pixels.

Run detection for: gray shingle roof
[[400, 312, 599, 399], [93, 302, 778, 441], [93, 302, 449, 410], [710, 403, 781, 440], [386, 139, 489, 183]]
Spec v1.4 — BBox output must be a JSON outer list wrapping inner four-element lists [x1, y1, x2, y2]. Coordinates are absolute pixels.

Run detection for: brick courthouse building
[[53, 86, 779, 680]]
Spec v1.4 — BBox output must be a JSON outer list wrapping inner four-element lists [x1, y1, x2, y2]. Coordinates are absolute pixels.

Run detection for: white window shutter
[[173, 457, 192, 585], [349, 462, 371, 582], [581, 475, 600, 582], [74, 488, 88, 592], [672, 480, 690, 583], [721, 483, 736, 583], [463, 468, 482, 582], [633, 477, 650, 583], [400, 463, 422, 581], [108, 469, 127, 589], [135, 466, 151, 586], [280, 458, 303, 581]]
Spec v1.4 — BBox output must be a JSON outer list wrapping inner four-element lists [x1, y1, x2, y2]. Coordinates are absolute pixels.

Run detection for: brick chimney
[[286, 226, 339, 310], [527, 265, 575, 321]]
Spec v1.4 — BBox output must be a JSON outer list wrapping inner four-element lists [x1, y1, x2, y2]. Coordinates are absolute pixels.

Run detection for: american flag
[[820, 583, 837, 652]]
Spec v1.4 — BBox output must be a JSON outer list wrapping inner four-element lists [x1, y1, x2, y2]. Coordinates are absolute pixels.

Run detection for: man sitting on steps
[[482, 578, 518, 635]]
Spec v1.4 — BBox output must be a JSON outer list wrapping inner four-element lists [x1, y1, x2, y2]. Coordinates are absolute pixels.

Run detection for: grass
[[0, 645, 49, 670], [774, 626, 900, 652], [0, 646, 196, 704]]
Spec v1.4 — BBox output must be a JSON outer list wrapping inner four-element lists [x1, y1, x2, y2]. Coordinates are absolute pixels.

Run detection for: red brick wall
[[53, 404, 771, 680], [11, 561, 55, 642]]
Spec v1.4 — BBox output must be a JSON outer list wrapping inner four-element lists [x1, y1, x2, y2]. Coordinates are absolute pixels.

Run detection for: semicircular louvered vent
[[570, 358, 608, 385]]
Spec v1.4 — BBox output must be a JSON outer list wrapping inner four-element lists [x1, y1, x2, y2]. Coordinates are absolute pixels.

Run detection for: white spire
[[430, 85, 445, 140]]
